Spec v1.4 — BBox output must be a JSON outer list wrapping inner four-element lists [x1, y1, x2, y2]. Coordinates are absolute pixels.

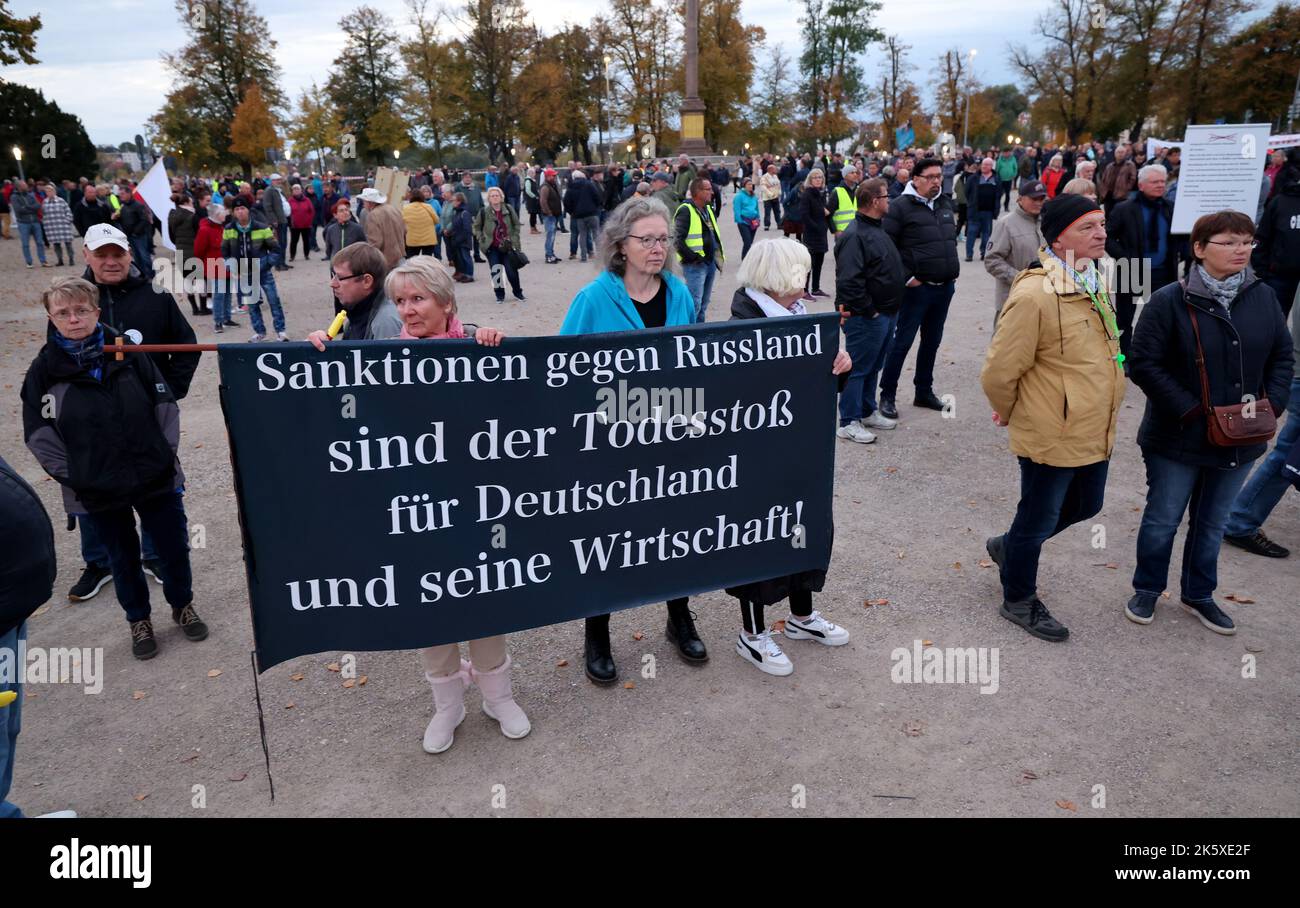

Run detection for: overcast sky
[[0, 0, 1120, 145]]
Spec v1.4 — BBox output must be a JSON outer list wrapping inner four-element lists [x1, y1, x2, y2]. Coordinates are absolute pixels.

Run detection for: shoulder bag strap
[[1183, 284, 1214, 415]]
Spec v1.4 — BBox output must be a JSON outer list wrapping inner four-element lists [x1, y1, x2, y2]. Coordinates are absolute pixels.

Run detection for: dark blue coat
[[1129, 267, 1294, 468]]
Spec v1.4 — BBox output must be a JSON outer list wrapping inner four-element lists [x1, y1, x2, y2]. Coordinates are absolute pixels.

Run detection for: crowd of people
[[3, 135, 1298, 804]]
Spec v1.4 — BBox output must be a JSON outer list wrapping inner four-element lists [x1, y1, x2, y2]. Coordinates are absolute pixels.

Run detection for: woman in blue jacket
[[558, 195, 706, 684], [732, 177, 760, 259]]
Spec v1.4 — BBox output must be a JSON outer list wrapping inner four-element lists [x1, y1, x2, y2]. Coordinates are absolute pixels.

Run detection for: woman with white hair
[[558, 195, 707, 683], [725, 237, 852, 674], [381, 256, 523, 753], [1043, 154, 1066, 198]]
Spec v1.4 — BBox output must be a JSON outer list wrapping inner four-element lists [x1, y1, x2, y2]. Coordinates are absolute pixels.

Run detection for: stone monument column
[[677, 0, 713, 156]]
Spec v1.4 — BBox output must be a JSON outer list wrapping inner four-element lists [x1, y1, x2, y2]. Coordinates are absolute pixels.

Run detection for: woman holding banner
[[559, 195, 709, 684], [382, 257, 527, 754], [726, 238, 853, 675]]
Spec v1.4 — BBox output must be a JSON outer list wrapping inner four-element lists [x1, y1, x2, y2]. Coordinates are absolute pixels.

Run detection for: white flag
[[135, 158, 177, 251]]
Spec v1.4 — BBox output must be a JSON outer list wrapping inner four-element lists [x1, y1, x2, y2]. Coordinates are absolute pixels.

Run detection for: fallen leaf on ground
[[885, 466, 898, 474], [284, 702, 295, 709], [1021, 770, 1039, 781], [357, 675, 368, 686], [922, 640, 933, 646], [132, 690, 147, 700], [902, 721, 925, 737], [326, 662, 341, 673], [1056, 800, 1078, 812], [556, 659, 569, 667], [952, 561, 962, 569], [865, 598, 890, 607], [977, 559, 994, 568], [207, 669, 223, 678], [623, 681, 636, 690], [1245, 644, 1264, 653], [1225, 594, 1255, 604], [1161, 592, 1171, 599], [289, 673, 304, 682], [897, 550, 906, 559], [228, 772, 247, 782], [179, 751, 200, 763], [134, 792, 150, 802], [632, 631, 644, 641], [341, 679, 356, 689]]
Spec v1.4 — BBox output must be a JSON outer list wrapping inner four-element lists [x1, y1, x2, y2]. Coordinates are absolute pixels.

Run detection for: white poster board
[[1170, 123, 1272, 233]]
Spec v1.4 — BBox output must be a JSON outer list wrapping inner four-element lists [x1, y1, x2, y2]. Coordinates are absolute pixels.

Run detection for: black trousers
[[740, 589, 812, 634], [587, 598, 689, 638]]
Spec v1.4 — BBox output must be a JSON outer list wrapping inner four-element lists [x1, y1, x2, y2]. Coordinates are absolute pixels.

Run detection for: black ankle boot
[[584, 616, 617, 685], [665, 599, 709, 663]]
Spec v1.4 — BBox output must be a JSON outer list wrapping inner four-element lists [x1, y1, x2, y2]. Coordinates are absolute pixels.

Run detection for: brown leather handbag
[[1186, 303, 1276, 447]]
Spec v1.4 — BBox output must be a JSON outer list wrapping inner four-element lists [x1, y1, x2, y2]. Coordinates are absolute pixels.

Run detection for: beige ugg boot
[[422, 670, 467, 754], [471, 654, 531, 739]]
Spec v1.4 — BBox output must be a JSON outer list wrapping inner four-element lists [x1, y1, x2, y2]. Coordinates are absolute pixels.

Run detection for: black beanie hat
[[1041, 193, 1101, 245]]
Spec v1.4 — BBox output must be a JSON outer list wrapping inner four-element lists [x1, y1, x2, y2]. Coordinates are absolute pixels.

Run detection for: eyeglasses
[[49, 308, 98, 321], [912, 173, 942, 181], [1205, 240, 1257, 250], [627, 234, 671, 249], [330, 271, 367, 282]]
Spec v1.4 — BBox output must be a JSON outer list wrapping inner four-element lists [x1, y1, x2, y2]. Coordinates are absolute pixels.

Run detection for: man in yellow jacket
[[980, 194, 1126, 642]]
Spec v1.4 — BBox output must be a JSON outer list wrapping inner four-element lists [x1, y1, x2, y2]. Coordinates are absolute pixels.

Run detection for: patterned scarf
[[1196, 264, 1244, 313], [54, 325, 105, 381]]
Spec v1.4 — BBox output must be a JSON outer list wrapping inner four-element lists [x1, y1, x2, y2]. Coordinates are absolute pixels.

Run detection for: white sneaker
[[735, 631, 794, 676], [836, 423, 877, 444], [862, 411, 898, 430], [784, 610, 850, 646], [277, 331, 290, 342], [248, 333, 265, 343], [36, 809, 78, 818]]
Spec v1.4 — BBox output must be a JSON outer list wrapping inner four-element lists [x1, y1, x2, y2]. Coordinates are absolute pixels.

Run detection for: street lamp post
[[603, 55, 613, 166], [12, 146, 23, 182], [962, 49, 977, 150]]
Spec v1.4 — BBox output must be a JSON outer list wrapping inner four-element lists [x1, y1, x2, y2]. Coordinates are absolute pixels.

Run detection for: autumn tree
[[229, 83, 279, 177], [401, 0, 459, 164], [285, 83, 344, 174], [1208, 1, 1300, 128], [678, 0, 765, 151], [749, 44, 796, 153], [327, 5, 404, 164], [156, 0, 285, 172], [597, 0, 680, 150], [1009, 0, 1117, 143], [933, 49, 969, 138], [518, 26, 600, 162], [878, 35, 920, 149], [799, 0, 883, 147], [150, 85, 216, 170]]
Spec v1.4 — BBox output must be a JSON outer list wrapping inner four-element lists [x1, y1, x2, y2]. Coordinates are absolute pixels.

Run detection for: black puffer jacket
[[1253, 180, 1300, 280], [1129, 267, 1294, 469], [83, 265, 200, 399], [882, 189, 960, 284], [21, 324, 184, 514], [0, 455, 56, 637], [833, 212, 905, 317]]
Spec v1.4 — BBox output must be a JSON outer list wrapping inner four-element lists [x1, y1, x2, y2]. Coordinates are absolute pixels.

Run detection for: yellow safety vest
[[832, 185, 854, 231], [674, 202, 724, 264]]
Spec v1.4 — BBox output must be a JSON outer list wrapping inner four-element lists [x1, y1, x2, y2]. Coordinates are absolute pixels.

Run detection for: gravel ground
[[2, 199, 1296, 818]]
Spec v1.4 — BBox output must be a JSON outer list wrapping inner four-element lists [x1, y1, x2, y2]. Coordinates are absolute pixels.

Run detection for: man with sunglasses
[[306, 243, 402, 351]]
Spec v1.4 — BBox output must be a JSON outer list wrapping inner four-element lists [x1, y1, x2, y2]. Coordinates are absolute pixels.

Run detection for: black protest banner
[[218, 314, 838, 670]]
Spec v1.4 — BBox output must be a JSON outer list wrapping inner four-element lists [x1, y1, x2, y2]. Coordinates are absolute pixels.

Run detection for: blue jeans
[[682, 259, 717, 323], [1133, 451, 1251, 602], [965, 211, 993, 258], [274, 223, 288, 266], [1225, 376, 1300, 537], [211, 278, 232, 330], [543, 215, 558, 259], [0, 623, 24, 818], [571, 215, 598, 258], [879, 281, 955, 400], [1001, 458, 1110, 602], [839, 312, 897, 425], [81, 491, 193, 622], [738, 222, 755, 258], [486, 246, 522, 300], [17, 222, 46, 265], [449, 242, 473, 278], [80, 510, 169, 568], [241, 260, 286, 336]]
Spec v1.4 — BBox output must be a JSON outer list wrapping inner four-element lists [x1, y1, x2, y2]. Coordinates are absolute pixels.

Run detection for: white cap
[[358, 187, 387, 204], [84, 223, 129, 251], [270, 172, 283, 181]]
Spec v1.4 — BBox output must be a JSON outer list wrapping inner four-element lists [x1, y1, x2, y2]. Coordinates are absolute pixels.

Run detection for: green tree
[[597, 0, 680, 151], [1009, 0, 1117, 143], [285, 83, 344, 175], [680, 0, 765, 151], [518, 26, 600, 162], [798, 0, 882, 147], [401, 0, 459, 164], [327, 5, 403, 164], [0, 82, 96, 178], [150, 85, 217, 170], [449, 0, 533, 162], [749, 43, 796, 153], [1211, 1, 1300, 128], [156, 0, 284, 172], [0, 0, 39, 65], [879, 35, 919, 149]]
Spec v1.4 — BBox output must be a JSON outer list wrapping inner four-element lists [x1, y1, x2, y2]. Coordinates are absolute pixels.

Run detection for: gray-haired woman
[[557, 196, 705, 683], [800, 168, 832, 299]]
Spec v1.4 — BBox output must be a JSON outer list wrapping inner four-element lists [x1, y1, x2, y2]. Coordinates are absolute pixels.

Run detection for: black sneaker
[[214, 324, 224, 334], [879, 396, 899, 420], [914, 391, 945, 410], [1180, 598, 1236, 635], [1000, 597, 1069, 642], [68, 563, 112, 601], [985, 535, 1005, 570], [172, 604, 209, 641], [141, 559, 165, 585], [1125, 592, 1157, 625], [130, 619, 158, 660], [222, 319, 239, 327], [1223, 529, 1290, 558]]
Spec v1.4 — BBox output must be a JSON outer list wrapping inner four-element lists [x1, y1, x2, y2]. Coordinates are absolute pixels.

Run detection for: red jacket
[[193, 217, 227, 280], [288, 195, 315, 229], [1042, 167, 1065, 199]]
